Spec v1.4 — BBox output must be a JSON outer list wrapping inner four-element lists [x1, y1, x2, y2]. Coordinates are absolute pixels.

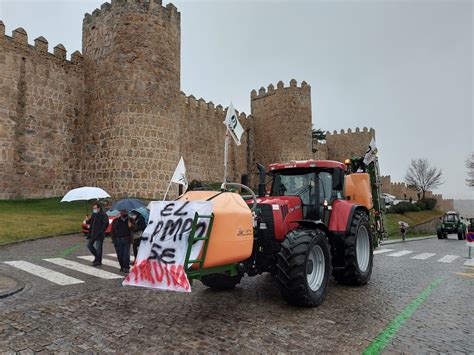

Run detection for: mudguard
[[329, 199, 368, 233]]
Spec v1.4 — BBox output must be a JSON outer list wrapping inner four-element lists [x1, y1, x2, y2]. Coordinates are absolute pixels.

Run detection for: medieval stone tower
[[81, 0, 181, 198], [251, 80, 312, 165]]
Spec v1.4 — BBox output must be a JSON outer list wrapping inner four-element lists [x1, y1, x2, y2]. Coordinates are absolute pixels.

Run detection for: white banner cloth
[[123, 201, 212, 292]]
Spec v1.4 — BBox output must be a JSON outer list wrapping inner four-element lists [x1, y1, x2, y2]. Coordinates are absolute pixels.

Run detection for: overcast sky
[[1, 0, 472, 199]]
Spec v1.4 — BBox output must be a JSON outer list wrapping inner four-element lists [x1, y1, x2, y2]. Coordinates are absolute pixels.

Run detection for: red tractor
[[183, 159, 378, 307]]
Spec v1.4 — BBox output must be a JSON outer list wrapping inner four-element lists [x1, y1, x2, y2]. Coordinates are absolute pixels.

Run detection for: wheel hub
[[356, 225, 370, 272], [306, 245, 325, 291]]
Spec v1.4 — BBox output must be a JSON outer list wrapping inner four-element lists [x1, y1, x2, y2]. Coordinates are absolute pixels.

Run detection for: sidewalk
[[0, 273, 24, 298], [381, 235, 436, 245]]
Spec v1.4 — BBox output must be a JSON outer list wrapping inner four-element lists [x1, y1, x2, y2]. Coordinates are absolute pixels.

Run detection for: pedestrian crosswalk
[[3, 254, 131, 286], [388, 250, 413, 257], [3, 260, 84, 286], [411, 253, 436, 260], [44, 258, 123, 279], [437, 255, 459, 263], [375, 248, 472, 266]]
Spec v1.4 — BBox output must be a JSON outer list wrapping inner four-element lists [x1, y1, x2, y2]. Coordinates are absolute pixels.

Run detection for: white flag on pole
[[223, 103, 244, 146], [171, 157, 188, 192], [363, 137, 378, 165]]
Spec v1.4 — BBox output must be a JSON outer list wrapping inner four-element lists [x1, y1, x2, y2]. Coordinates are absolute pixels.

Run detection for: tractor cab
[[268, 160, 346, 224]]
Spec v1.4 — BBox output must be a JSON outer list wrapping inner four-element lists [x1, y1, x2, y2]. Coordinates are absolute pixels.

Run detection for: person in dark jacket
[[130, 211, 146, 263], [86, 203, 109, 266], [111, 209, 132, 273]]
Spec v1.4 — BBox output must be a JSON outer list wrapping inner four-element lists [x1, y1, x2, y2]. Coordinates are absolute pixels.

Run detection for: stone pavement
[[0, 234, 472, 353]]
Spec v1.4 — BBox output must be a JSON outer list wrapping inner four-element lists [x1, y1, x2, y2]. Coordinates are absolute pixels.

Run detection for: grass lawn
[[385, 210, 444, 239], [0, 198, 88, 245]]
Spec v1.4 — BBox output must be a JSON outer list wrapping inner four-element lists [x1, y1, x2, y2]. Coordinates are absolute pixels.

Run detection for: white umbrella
[[61, 187, 110, 202], [398, 221, 409, 227]]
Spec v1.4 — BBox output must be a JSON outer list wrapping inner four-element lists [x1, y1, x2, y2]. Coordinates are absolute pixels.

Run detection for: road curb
[[0, 232, 80, 247], [381, 235, 436, 245], [0, 274, 25, 299]]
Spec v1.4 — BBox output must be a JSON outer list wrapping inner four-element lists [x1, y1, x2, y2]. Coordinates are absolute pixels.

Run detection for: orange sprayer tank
[[179, 191, 253, 268], [344, 173, 373, 209]]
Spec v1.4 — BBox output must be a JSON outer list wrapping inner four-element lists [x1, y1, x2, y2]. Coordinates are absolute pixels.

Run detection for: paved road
[[0, 234, 472, 353]]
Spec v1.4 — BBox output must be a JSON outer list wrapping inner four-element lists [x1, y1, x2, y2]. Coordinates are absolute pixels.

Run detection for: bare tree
[[405, 158, 443, 199], [467, 152, 474, 187]]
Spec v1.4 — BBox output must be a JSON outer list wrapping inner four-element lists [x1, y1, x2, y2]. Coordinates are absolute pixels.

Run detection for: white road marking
[[411, 253, 436, 260], [437, 255, 459, 263], [44, 258, 123, 279], [106, 253, 135, 262], [388, 250, 413, 257], [77, 255, 121, 269], [374, 249, 394, 255], [463, 259, 474, 267], [3, 261, 84, 285]]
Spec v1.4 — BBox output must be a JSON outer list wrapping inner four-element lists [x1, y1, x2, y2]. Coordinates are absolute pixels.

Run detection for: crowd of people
[[84, 203, 146, 273]]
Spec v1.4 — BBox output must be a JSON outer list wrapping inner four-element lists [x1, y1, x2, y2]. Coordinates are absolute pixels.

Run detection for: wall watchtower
[[82, 0, 181, 198]]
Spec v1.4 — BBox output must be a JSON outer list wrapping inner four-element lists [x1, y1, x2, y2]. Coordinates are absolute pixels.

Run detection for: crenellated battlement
[[0, 21, 83, 65], [83, 0, 180, 27], [181, 92, 248, 120], [325, 127, 375, 136], [250, 79, 310, 100]]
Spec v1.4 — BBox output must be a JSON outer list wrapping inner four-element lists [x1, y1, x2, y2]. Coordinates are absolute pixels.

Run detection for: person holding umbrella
[[130, 210, 147, 263], [111, 209, 133, 273], [86, 203, 109, 266]]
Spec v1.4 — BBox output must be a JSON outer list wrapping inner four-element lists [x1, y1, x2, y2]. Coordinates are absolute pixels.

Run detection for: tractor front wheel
[[276, 228, 331, 307], [200, 274, 242, 290], [333, 210, 373, 286]]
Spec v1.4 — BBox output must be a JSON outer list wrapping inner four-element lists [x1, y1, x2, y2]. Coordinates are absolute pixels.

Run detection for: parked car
[[382, 193, 396, 206]]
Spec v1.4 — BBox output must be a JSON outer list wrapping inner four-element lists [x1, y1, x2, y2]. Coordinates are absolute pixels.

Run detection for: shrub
[[387, 201, 421, 214], [415, 198, 437, 211]]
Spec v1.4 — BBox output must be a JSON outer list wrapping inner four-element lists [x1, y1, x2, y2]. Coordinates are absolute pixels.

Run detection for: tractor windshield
[[271, 171, 316, 198], [444, 214, 458, 223], [270, 169, 334, 220]]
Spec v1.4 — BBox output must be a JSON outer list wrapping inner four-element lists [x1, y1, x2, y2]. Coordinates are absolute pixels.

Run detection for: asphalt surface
[[0, 234, 472, 353]]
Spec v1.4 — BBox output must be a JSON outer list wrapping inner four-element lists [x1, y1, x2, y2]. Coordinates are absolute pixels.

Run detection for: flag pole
[[223, 130, 230, 184], [163, 180, 172, 201]]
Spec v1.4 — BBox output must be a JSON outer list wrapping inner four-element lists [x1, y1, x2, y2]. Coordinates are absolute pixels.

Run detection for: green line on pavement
[[58, 242, 83, 258], [363, 277, 444, 355]]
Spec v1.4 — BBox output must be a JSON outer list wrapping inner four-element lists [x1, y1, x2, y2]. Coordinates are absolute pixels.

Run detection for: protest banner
[[123, 201, 213, 292]]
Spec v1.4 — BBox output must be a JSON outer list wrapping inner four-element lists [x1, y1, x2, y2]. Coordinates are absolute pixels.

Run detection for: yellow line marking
[[454, 272, 474, 278]]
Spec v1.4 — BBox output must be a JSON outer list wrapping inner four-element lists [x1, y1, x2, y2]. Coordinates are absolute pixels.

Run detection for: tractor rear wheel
[[333, 210, 373, 286], [200, 274, 242, 290], [276, 228, 331, 307], [458, 230, 465, 240]]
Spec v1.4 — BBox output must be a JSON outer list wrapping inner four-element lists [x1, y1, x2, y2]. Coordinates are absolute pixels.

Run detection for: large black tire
[[200, 274, 242, 290], [333, 210, 373, 286], [276, 228, 331, 307], [458, 229, 465, 240], [437, 231, 443, 240]]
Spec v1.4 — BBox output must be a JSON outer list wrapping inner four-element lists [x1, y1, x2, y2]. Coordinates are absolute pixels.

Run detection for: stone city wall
[[0, 22, 84, 199]]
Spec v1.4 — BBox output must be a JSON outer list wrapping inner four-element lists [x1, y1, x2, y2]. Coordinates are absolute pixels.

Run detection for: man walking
[[86, 203, 109, 266], [111, 209, 132, 273]]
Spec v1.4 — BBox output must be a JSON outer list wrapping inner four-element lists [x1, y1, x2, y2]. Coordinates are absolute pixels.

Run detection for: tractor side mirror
[[332, 168, 344, 191]]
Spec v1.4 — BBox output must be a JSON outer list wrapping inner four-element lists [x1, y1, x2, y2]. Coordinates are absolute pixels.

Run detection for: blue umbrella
[[131, 207, 150, 224], [112, 198, 145, 211]]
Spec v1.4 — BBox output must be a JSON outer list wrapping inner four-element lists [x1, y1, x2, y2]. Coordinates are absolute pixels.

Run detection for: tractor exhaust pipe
[[257, 163, 266, 197]]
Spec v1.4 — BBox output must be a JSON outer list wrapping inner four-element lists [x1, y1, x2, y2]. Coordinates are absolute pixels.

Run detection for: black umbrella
[[111, 198, 145, 211]]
